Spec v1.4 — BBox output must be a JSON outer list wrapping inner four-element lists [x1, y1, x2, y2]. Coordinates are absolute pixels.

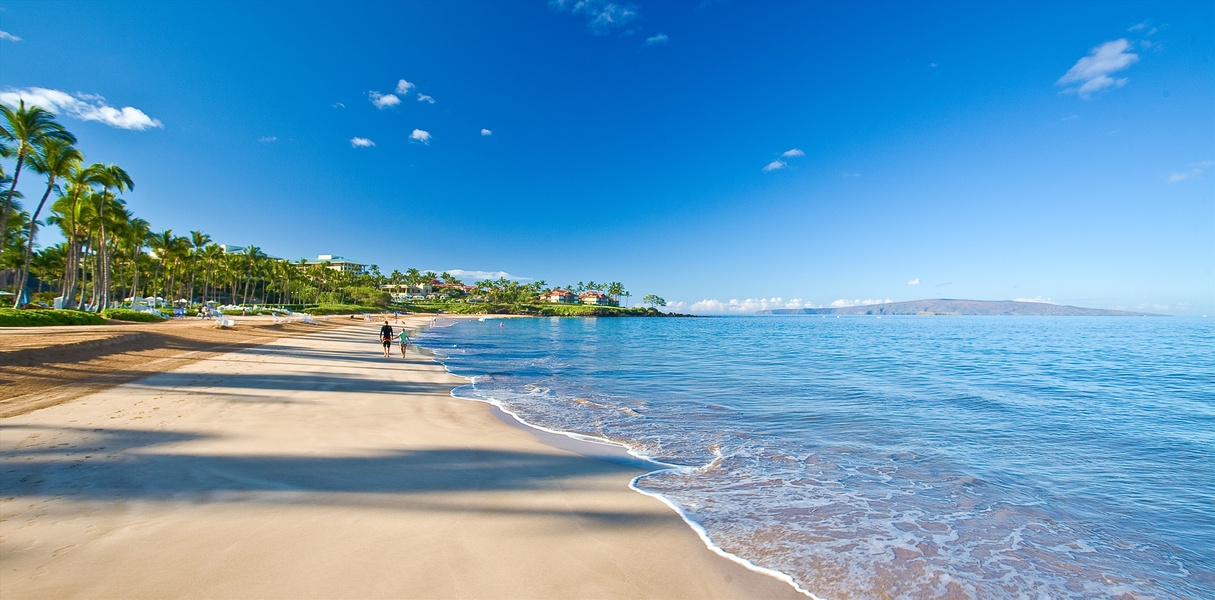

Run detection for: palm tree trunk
[[0, 153, 26, 262], [12, 177, 58, 307]]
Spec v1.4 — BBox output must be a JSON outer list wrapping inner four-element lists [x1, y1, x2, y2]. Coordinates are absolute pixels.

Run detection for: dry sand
[[1, 317, 802, 599]]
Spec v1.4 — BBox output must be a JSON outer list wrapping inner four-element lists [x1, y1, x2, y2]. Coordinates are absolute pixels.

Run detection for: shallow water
[[418, 316, 1214, 599]]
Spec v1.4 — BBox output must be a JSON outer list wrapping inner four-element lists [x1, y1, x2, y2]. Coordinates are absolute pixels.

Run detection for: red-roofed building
[[544, 289, 579, 304], [578, 290, 617, 306]]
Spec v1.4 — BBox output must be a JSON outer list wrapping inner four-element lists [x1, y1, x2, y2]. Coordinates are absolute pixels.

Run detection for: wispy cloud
[[369, 91, 400, 109], [332, 102, 346, 108], [481, 128, 493, 136], [417, 94, 435, 104], [1057, 39, 1139, 98], [842, 172, 861, 178], [935, 281, 953, 287], [0, 87, 162, 130], [0, 31, 21, 42], [907, 278, 920, 286], [644, 33, 668, 46], [1014, 296, 1055, 304], [1167, 160, 1214, 183], [396, 80, 415, 94], [1128, 21, 1158, 36], [672, 297, 812, 315], [440, 269, 532, 282], [350, 137, 375, 148], [410, 129, 431, 144], [258, 136, 278, 143], [763, 159, 786, 172], [781, 148, 804, 158], [831, 298, 892, 308], [549, 0, 638, 35]]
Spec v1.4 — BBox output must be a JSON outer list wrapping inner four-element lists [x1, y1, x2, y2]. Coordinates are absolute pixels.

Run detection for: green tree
[[0, 100, 76, 263], [642, 294, 666, 308], [13, 138, 82, 307]]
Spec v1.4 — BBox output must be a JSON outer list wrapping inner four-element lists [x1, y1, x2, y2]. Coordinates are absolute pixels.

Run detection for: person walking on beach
[[398, 329, 409, 357], [379, 320, 394, 358]]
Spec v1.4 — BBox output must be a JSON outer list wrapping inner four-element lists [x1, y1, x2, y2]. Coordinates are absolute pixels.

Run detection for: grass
[[100, 308, 167, 322], [0, 308, 108, 327], [300, 304, 387, 315]]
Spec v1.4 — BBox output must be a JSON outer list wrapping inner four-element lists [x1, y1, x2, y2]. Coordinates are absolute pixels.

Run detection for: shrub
[[101, 308, 167, 322], [0, 308, 108, 327], [300, 304, 384, 315]]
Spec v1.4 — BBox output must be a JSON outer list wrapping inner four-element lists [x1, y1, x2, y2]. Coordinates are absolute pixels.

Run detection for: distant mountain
[[757, 299, 1161, 317]]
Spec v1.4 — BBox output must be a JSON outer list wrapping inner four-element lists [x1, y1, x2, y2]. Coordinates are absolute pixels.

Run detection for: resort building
[[578, 290, 618, 306], [544, 289, 579, 304], [296, 254, 367, 275]]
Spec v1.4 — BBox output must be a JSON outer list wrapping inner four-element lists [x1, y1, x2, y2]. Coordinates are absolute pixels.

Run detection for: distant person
[[379, 320, 394, 358], [398, 329, 409, 357]]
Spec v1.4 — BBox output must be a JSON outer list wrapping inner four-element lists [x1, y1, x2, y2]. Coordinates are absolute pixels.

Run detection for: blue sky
[[1, 0, 1212, 314]]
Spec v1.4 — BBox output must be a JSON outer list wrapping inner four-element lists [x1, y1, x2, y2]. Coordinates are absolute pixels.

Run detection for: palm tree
[[87, 164, 133, 310], [13, 139, 83, 307], [187, 230, 211, 302], [198, 243, 223, 304], [125, 218, 151, 305], [0, 100, 76, 262]]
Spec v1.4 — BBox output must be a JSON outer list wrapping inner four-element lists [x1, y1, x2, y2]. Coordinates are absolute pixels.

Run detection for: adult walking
[[379, 320, 394, 358]]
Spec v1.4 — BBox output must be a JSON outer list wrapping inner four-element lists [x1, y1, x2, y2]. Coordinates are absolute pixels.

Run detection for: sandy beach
[[1, 316, 801, 599]]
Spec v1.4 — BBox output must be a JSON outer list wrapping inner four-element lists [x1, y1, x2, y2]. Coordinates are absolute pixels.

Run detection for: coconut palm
[[0, 100, 76, 262], [124, 218, 151, 305], [13, 138, 83, 307], [187, 230, 211, 302], [87, 164, 133, 309]]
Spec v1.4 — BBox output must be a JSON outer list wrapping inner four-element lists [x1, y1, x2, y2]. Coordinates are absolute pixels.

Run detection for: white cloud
[[0, 31, 21, 42], [258, 136, 278, 143], [332, 102, 346, 108], [907, 278, 920, 286], [1167, 160, 1214, 183], [549, 0, 638, 35], [645, 33, 668, 46], [410, 129, 431, 144], [929, 62, 938, 68], [781, 148, 804, 158], [763, 159, 786, 172], [0, 87, 162, 130], [439, 269, 532, 282], [830, 298, 892, 308], [396, 79, 415, 94], [417, 94, 435, 104], [681, 297, 812, 315], [369, 91, 400, 109], [1057, 39, 1139, 98], [350, 137, 375, 147], [481, 128, 493, 136], [842, 172, 861, 178], [1014, 296, 1055, 304]]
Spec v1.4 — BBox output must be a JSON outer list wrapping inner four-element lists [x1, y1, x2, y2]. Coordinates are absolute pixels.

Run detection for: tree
[[642, 294, 666, 308], [13, 138, 82, 307], [0, 100, 76, 263], [87, 164, 134, 309], [187, 230, 211, 302]]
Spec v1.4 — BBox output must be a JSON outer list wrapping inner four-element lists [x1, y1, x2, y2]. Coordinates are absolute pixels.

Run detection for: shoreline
[[1, 316, 803, 599], [420, 323, 818, 599]]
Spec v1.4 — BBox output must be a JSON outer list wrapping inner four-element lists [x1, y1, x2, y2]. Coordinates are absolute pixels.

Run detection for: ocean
[[415, 315, 1214, 599]]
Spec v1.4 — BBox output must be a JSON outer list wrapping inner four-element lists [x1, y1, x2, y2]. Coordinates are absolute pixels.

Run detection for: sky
[[1, 0, 1212, 315]]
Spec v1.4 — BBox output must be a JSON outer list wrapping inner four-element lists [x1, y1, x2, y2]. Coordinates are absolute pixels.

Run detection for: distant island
[[757, 299, 1162, 317]]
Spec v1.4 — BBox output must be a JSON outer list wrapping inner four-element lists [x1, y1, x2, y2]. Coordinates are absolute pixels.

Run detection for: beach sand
[[1, 317, 801, 599]]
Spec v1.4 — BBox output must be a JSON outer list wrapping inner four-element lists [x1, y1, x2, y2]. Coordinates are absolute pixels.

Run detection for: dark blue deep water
[[418, 316, 1214, 599]]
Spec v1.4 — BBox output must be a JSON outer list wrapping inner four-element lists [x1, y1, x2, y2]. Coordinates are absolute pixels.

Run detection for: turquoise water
[[418, 316, 1214, 599]]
